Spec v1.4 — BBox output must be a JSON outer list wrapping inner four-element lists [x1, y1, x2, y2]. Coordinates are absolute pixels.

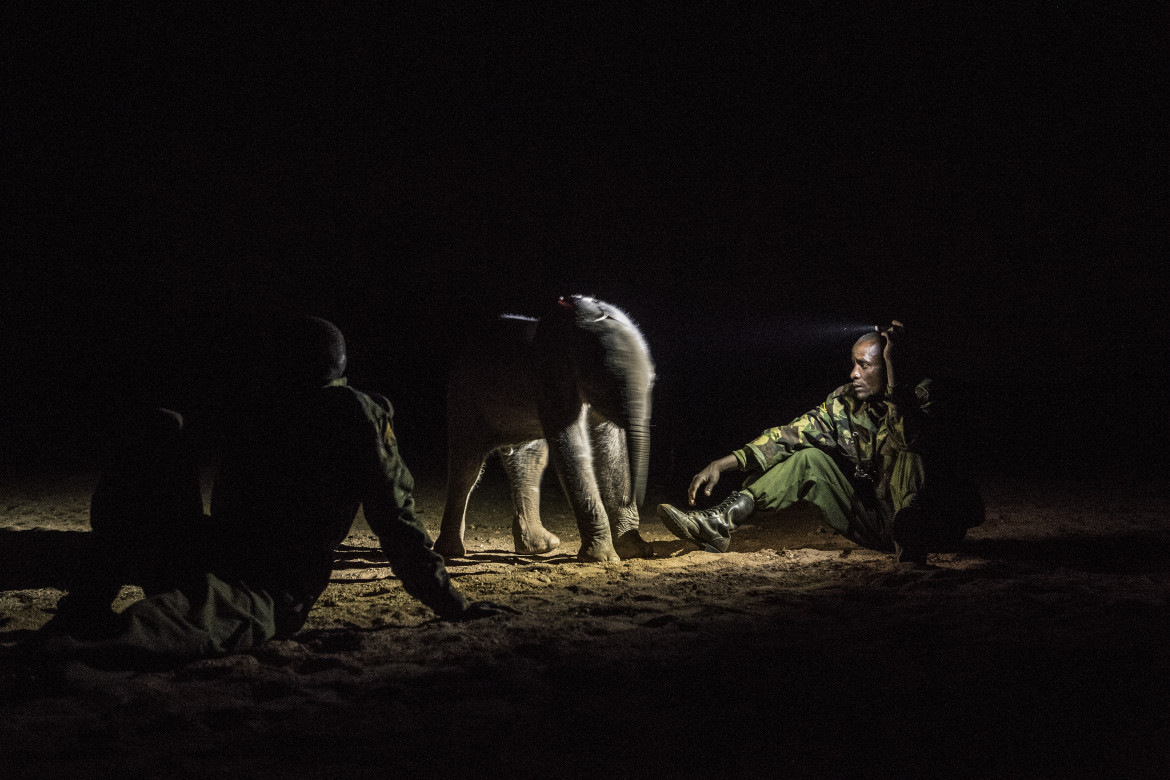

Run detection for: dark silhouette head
[[265, 315, 348, 390]]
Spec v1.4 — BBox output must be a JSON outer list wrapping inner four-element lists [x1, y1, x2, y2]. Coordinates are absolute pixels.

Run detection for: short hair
[[854, 330, 882, 349]]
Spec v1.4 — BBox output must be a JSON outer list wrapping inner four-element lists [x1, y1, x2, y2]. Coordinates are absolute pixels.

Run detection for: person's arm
[[880, 321, 929, 450], [363, 489, 470, 620], [363, 400, 514, 620], [687, 398, 843, 505], [735, 401, 841, 476], [686, 453, 740, 506], [882, 320, 904, 393]]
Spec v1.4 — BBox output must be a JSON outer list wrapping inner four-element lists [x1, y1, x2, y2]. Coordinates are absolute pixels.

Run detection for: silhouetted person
[[40, 316, 512, 667], [658, 322, 983, 565]]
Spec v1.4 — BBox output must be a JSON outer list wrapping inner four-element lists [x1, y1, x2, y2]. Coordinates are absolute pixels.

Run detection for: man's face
[[849, 338, 886, 400]]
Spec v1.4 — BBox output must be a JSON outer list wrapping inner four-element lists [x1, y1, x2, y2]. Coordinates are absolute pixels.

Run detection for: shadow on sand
[[963, 531, 1170, 575], [0, 529, 87, 590]]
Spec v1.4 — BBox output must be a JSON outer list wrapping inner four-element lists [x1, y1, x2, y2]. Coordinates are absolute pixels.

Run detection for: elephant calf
[[435, 295, 655, 562]]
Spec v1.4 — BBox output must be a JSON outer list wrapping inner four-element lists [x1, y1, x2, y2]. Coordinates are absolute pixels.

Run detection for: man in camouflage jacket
[[658, 322, 981, 564]]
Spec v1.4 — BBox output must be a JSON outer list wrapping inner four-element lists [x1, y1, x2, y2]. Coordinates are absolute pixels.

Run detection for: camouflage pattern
[[733, 379, 932, 530]]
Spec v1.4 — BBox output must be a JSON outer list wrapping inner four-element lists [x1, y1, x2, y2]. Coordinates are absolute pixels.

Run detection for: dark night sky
[[3, 3, 1168, 476]]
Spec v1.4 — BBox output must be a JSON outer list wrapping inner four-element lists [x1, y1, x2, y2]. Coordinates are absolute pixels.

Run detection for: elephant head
[[535, 295, 655, 506]]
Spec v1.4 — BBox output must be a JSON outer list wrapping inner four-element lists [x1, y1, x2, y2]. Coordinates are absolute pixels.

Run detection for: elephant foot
[[513, 526, 561, 555], [576, 540, 621, 563], [613, 529, 654, 559], [434, 533, 466, 560]]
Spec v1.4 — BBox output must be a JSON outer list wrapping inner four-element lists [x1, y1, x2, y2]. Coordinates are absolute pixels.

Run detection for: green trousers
[[741, 448, 926, 551], [46, 408, 278, 668], [45, 573, 276, 669]]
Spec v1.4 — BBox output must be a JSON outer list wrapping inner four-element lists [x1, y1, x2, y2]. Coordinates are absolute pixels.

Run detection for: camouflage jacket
[[733, 379, 932, 505]]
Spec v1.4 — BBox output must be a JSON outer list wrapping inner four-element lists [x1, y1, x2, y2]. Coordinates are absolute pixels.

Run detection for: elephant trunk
[[624, 402, 651, 507]]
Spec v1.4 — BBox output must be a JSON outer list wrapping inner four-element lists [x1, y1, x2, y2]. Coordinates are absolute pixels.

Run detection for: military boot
[[657, 490, 756, 553]]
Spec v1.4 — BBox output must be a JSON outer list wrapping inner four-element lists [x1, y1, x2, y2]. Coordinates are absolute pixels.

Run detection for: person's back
[[211, 382, 385, 631]]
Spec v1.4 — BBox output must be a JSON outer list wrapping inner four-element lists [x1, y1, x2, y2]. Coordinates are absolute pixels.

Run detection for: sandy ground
[[2, 465, 1168, 778]]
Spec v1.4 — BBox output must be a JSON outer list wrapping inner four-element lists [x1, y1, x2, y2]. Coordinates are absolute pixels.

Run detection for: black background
[[4, 3, 1167, 482]]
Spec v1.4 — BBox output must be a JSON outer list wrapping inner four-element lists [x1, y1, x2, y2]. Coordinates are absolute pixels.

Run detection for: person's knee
[[788, 448, 833, 466], [786, 448, 839, 479]]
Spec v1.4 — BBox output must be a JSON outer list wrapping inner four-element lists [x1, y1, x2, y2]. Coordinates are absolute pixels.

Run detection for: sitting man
[[41, 315, 512, 668], [658, 321, 982, 565]]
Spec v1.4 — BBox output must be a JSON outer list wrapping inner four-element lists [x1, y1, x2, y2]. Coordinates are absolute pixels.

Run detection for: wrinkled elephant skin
[[435, 296, 655, 562]]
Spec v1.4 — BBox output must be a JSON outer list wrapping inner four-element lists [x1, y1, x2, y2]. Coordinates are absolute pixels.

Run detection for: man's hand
[[456, 600, 521, 621], [687, 454, 740, 506], [882, 319, 905, 389], [882, 319, 904, 359]]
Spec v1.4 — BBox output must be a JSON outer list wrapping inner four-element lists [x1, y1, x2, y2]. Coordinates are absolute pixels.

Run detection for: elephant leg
[[435, 444, 490, 560], [588, 413, 654, 559], [544, 408, 619, 562], [498, 440, 560, 554]]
